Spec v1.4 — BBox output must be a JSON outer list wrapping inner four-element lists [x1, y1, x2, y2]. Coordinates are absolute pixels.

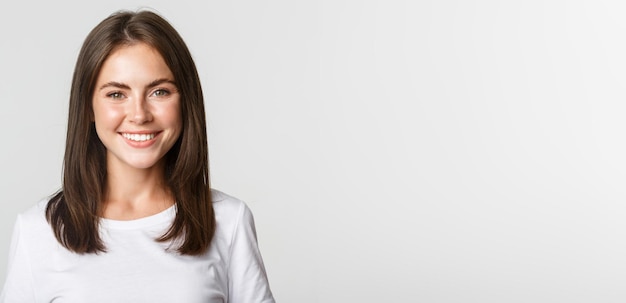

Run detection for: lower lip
[[120, 133, 160, 148]]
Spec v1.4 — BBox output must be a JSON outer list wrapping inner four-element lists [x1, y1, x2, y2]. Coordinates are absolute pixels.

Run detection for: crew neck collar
[[99, 204, 176, 230]]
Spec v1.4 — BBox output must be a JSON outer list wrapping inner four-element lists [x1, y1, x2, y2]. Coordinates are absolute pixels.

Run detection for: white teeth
[[122, 133, 156, 142]]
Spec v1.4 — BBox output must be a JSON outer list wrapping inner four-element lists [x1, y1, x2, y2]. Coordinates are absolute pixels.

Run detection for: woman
[[0, 10, 275, 303]]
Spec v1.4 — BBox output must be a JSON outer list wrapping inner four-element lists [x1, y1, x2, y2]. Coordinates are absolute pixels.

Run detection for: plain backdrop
[[2, 0, 626, 302]]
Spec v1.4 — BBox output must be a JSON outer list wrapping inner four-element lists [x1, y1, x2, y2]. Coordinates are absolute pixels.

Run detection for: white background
[[1, 0, 626, 302]]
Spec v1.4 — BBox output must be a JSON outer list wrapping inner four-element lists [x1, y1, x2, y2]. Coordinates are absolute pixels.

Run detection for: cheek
[[164, 102, 183, 136], [93, 103, 124, 132]]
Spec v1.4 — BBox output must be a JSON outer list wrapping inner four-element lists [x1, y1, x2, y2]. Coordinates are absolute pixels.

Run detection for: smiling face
[[92, 42, 182, 172]]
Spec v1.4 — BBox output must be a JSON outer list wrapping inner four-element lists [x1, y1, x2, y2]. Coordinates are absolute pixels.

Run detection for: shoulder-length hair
[[46, 10, 214, 255]]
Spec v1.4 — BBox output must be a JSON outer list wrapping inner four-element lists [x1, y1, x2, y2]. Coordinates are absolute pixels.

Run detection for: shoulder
[[210, 190, 274, 302], [8, 198, 60, 254], [210, 189, 258, 240], [15, 199, 51, 233], [211, 189, 253, 222]]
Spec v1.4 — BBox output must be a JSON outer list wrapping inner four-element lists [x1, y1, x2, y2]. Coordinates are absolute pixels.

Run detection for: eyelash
[[105, 89, 171, 99], [107, 91, 125, 99], [152, 89, 170, 97]]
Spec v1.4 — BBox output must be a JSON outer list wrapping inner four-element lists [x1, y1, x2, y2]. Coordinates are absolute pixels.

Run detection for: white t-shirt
[[0, 190, 275, 303]]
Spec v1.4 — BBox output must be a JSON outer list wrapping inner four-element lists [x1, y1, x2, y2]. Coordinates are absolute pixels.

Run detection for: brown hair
[[46, 10, 214, 255]]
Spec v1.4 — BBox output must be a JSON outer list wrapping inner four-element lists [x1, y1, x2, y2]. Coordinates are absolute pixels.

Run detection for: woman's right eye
[[107, 92, 124, 99]]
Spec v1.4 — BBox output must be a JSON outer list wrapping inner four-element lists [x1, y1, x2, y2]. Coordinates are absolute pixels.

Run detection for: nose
[[128, 96, 153, 124]]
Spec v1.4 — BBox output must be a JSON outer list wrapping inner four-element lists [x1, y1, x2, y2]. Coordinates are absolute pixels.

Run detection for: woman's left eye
[[153, 89, 170, 97]]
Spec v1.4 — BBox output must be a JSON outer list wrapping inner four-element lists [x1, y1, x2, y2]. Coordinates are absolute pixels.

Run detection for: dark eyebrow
[[98, 79, 177, 91], [99, 81, 130, 91], [146, 78, 177, 89]]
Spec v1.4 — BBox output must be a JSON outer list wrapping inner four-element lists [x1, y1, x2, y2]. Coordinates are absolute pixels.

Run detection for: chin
[[123, 158, 164, 170], [133, 162, 162, 170]]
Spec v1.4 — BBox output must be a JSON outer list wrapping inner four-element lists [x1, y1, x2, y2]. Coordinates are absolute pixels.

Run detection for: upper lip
[[119, 130, 160, 134]]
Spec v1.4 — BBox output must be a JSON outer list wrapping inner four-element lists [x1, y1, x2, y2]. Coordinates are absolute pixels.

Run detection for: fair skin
[[92, 42, 182, 220]]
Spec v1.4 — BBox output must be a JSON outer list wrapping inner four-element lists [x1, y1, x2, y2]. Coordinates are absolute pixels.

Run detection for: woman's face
[[92, 42, 182, 172]]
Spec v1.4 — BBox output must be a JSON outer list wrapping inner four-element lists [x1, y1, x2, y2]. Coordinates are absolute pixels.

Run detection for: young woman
[[0, 10, 275, 303]]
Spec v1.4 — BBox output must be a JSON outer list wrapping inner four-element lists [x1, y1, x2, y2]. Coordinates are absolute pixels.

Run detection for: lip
[[120, 130, 160, 134], [119, 131, 161, 148]]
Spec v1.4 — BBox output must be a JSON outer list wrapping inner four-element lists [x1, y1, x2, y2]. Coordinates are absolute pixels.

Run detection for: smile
[[121, 133, 157, 142]]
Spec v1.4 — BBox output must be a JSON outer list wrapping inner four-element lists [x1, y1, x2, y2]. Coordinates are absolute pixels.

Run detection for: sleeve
[[0, 215, 37, 303], [228, 203, 275, 303]]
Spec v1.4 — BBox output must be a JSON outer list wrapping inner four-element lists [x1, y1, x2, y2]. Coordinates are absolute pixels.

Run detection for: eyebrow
[[98, 78, 177, 91]]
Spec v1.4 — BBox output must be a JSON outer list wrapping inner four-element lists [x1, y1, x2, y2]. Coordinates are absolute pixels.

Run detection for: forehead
[[96, 43, 174, 85]]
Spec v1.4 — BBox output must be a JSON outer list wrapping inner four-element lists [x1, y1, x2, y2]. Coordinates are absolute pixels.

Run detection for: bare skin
[[102, 160, 174, 220], [92, 43, 182, 220]]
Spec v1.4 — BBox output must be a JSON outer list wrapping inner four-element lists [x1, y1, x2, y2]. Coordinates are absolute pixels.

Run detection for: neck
[[102, 158, 174, 220]]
